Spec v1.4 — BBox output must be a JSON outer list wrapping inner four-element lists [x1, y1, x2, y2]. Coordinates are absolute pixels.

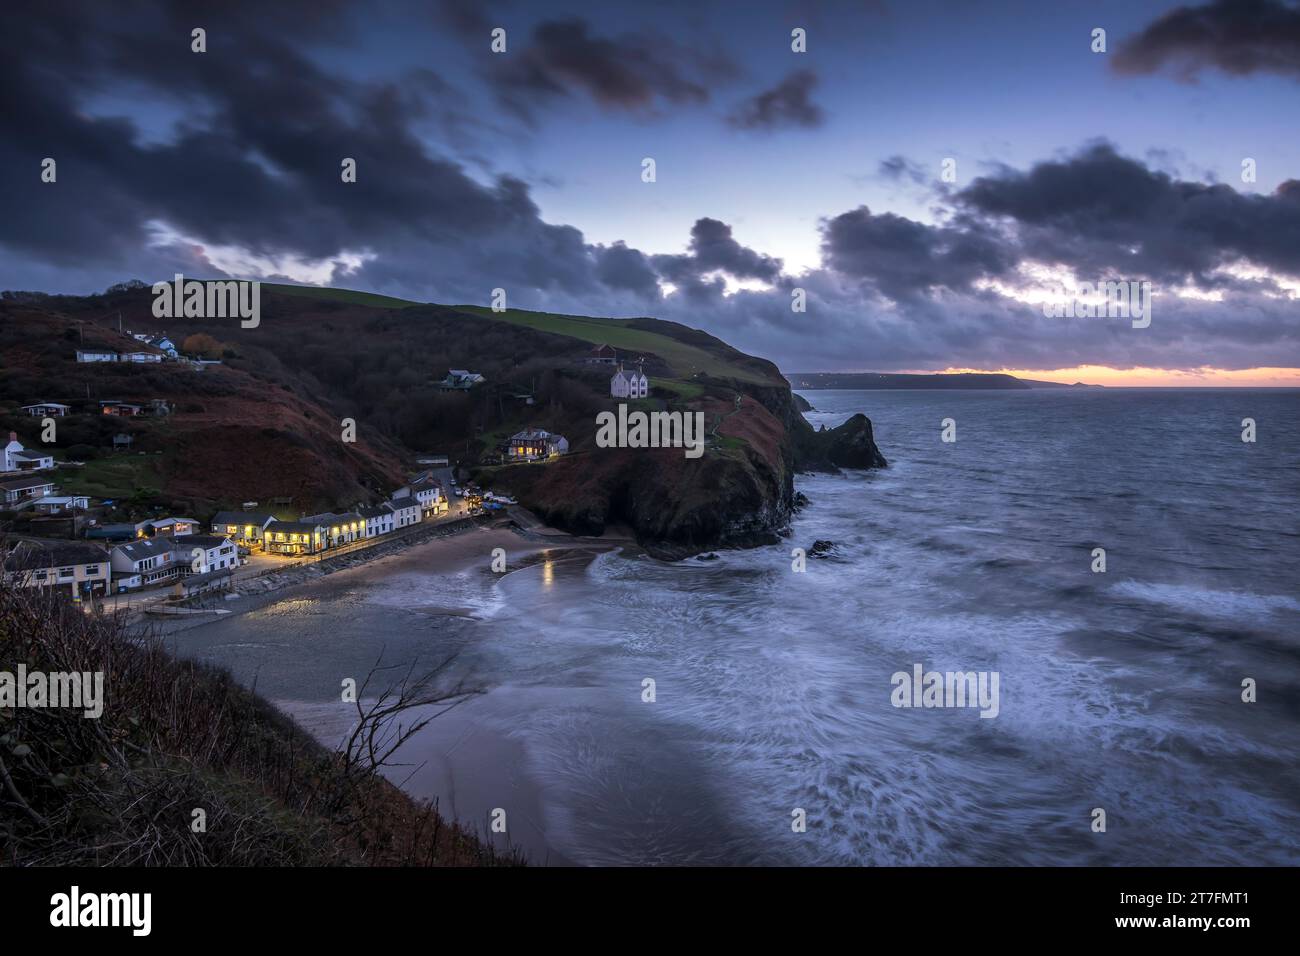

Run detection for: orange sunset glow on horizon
[[929, 367, 1300, 388]]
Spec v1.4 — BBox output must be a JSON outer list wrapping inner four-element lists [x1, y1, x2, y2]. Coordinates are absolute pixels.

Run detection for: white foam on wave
[[364, 566, 506, 619], [564, 512, 1293, 863], [1111, 580, 1300, 622]]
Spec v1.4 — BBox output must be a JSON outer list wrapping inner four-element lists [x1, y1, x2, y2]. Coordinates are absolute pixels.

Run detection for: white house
[[131, 333, 178, 357], [392, 478, 446, 516], [21, 402, 71, 417], [2, 433, 22, 470], [75, 349, 117, 363], [120, 351, 163, 364], [171, 534, 239, 574], [387, 496, 422, 529], [110, 537, 181, 589], [14, 449, 55, 471], [610, 363, 649, 399], [419, 479, 448, 514], [358, 504, 395, 537], [3, 432, 54, 472], [111, 534, 237, 590]]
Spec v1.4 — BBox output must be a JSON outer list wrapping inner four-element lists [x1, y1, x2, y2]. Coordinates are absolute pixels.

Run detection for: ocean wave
[[1111, 581, 1300, 621]]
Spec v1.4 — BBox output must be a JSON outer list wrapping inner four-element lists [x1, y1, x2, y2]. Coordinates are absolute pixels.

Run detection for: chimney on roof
[[8, 431, 15, 443]]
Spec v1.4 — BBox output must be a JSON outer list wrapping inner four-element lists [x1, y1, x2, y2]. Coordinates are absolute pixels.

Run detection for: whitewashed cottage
[[610, 362, 648, 399]]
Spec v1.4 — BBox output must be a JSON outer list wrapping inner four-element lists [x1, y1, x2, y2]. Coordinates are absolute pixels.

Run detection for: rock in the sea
[[823, 413, 888, 469], [808, 539, 836, 557]]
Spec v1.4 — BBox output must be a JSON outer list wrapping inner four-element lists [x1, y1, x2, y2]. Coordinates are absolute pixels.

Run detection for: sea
[[171, 388, 1300, 865]]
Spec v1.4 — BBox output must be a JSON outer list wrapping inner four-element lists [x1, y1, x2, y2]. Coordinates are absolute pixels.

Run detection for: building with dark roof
[[210, 511, 276, 547], [172, 534, 238, 573], [585, 344, 617, 365], [387, 496, 421, 529], [358, 504, 395, 537], [4, 540, 112, 598], [263, 518, 329, 555], [0, 474, 58, 505], [110, 536, 182, 589]]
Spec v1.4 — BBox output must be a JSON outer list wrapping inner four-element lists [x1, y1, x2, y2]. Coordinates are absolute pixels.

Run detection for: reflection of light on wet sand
[[261, 597, 319, 617], [542, 559, 554, 589]]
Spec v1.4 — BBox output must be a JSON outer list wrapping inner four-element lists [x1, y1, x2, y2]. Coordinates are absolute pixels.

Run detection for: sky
[[2, 0, 1299, 383]]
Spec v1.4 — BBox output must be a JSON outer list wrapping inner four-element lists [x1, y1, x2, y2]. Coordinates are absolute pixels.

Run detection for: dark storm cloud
[[595, 242, 662, 298], [820, 207, 1017, 299], [684, 218, 785, 283], [1, 1, 1295, 374], [487, 18, 734, 119], [0, 0, 617, 305], [726, 70, 825, 130], [1113, 0, 1300, 80], [648, 218, 786, 302], [956, 142, 1300, 284]]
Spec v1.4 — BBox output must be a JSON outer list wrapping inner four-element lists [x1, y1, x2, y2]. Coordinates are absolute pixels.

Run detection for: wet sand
[[280, 693, 577, 865], [162, 516, 629, 865]]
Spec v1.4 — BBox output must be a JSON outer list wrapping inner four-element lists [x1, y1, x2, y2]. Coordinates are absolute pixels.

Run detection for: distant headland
[[785, 372, 1103, 390]]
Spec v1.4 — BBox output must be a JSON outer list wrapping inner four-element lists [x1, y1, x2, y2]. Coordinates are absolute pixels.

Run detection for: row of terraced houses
[[3, 471, 452, 600]]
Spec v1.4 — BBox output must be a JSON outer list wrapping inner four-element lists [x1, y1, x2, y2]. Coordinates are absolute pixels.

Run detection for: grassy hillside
[[0, 580, 514, 866], [451, 305, 778, 385], [266, 283, 424, 311], [1, 280, 879, 552], [268, 283, 780, 386], [0, 299, 410, 517]]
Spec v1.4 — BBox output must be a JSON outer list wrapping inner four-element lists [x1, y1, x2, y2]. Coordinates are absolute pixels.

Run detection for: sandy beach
[[161, 514, 631, 865], [147, 514, 626, 633]]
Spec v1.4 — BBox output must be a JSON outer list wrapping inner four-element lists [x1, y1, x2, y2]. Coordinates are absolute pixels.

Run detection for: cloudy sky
[[3, 0, 1299, 384]]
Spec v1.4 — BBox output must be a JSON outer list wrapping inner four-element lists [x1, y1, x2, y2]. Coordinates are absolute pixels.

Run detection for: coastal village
[[0, 336, 665, 607]]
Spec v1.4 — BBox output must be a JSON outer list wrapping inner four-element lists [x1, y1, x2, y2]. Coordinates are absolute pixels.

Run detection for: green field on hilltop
[[266, 283, 771, 385], [267, 283, 424, 310], [453, 305, 772, 384]]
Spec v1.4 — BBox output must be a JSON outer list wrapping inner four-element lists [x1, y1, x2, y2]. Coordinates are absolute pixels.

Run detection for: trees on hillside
[[180, 332, 223, 359]]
